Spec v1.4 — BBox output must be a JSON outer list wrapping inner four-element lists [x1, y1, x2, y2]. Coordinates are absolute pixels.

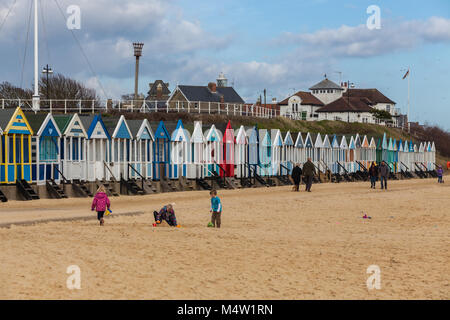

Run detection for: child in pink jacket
[[91, 185, 111, 226]]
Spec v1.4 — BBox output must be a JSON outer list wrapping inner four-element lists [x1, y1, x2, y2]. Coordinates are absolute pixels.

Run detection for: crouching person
[[153, 204, 178, 227]]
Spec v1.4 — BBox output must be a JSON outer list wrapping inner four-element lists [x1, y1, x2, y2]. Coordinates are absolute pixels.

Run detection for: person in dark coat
[[378, 161, 390, 190], [368, 162, 378, 189], [291, 164, 302, 192], [302, 158, 316, 192]]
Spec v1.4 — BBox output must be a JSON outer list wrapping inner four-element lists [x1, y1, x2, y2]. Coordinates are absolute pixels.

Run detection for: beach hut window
[[72, 138, 80, 161], [158, 140, 165, 162]]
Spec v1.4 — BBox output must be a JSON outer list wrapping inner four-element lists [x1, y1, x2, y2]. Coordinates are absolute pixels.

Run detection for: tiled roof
[[316, 97, 373, 113], [278, 91, 325, 106], [347, 89, 396, 104], [309, 78, 343, 90], [177, 85, 245, 104]]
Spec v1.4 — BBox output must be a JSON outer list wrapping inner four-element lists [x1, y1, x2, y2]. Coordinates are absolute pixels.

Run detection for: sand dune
[[0, 179, 448, 299]]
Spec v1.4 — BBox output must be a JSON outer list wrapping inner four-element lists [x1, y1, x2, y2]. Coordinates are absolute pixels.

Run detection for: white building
[[316, 96, 376, 124], [310, 78, 344, 104], [278, 91, 324, 121]]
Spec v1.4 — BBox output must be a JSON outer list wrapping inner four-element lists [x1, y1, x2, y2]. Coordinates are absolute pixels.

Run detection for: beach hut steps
[[0, 187, 7, 202], [71, 179, 93, 198], [16, 180, 40, 201], [45, 179, 68, 199]]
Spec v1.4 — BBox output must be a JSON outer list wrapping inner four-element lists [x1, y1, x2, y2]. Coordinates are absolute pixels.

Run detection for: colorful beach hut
[[0, 107, 33, 184], [246, 126, 259, 177], [128, 119, 154, 180], [321, 134, 332, 172], [271, 129, 283, 176], [80, 115, 111, 182], [204, 124, 223, 178], [153, 121, 171, 180], [222, 121, 235, 177], [282, 131, 294, 175], [189, 121, 206, 179], [258, 129, 272, 176], [330, 134, 340, 174], [234, 125, 247, 178], [55, 114, 88, 182], [294, 133, 305, 166], [27, 113, 62, 185], [169, 120, 191, 179]]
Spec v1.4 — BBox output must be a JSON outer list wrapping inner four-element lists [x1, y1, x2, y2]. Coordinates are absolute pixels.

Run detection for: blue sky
[[0, 0, 449, 128]]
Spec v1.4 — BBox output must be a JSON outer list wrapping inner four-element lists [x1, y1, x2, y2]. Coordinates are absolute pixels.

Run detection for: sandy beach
[[0, 179, 448, 300]]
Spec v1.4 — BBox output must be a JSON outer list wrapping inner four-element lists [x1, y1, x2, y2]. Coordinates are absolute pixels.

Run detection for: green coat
[[303, 161, 316, 176]]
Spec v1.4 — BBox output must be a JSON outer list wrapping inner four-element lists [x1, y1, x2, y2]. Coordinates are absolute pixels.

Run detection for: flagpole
[[32, 0, 40, 111], [408, 66, 410, 134]]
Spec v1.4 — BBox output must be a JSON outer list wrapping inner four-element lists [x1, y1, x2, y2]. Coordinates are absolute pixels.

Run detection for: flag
[[402, 69, 410, 79]]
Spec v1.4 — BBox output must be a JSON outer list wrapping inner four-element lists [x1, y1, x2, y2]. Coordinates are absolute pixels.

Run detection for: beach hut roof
[[284, 131, 294, 146], [294, 132, 304, 148], [246, 126, 258, 144], [205, 124, 223, 142], [108, 116, 132, 139], [348, 136, 356, 150], [260, 129, 271, 147], [304, 132, 314, 148], [154, 121, 171, 140], [53, 114, 72, 133], [0, 109, 15, 130], [355, 134, 362, 148], [191, 121, 205, 143], [171, 120, 191, 142], [0, 107, 33, 135], [80, 115, 110, 140], [431, 142, 436, 152], [128, 119, 154, 141], [24, 112, 49, 134], [314, 133, 323, 148], [35, 113, 61, 137], [235, 125, 247, 145], [331, 134, 340, 148], [369, 137, 376, 148], [224, 121, 235, 144], [361, 135, 369, 148], [322, 134, 331, 148], [388, 137, 394, 151], [382, 133, 388, 150], [271, 129, 283, 147], [340, 135, 349, 149], [398, 140, 404, 152]]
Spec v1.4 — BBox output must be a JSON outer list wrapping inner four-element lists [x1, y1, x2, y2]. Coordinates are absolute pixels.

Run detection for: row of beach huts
[[0, 107, 437, 201]]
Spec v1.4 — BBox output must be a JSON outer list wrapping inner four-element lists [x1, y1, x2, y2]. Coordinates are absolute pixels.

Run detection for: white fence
[[0, 99, 277, 118]]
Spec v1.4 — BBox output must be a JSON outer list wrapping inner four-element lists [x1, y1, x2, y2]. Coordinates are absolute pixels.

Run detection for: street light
[[133, 42, 144, 107], [42, 64, 53, 101]]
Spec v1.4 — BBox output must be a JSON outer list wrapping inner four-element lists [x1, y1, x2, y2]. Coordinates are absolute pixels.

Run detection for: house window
[[194, 103, 198, 109], [386, 105, 391, 113], [301, 111, 307, 120]]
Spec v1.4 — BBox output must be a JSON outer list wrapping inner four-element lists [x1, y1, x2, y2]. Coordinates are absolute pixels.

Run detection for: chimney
[[272, 97, 277, 104], [156, 83, 163, 100], [220, 95, 224, 103], [208, 82, 217, 93]]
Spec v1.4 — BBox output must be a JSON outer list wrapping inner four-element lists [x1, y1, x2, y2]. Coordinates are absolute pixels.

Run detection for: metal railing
[[0, 98, 277, 118]]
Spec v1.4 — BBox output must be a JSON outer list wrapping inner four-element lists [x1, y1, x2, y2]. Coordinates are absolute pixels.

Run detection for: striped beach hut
[[222, 121, 235, 177], [321, 134, 332, 173], [348, 136, 356, 172], [339, 135, 349, 173], [271, 129, 283, 176], [153, 121, 171, 180], [189, 121, 206, 179], [330, 134, 340, 174], [80, 115, 111, 182], [0, 107, 33, 184], [282, 131, 295, 175], [258, 129, 272, 176], [234, 125, 247, 178], [431, 142, 436, 170], [392, 139, 399, 173], [360, 135, 370, 169], [104, 116, 133, 181], [397, 140, 406, 172], [27, 113, 62, 185], [128, 119, 154, 180], [169, 119, 191, 179], [369, 137, 377, 166], [354, 134, 362, 171], [304, 132, 314, 163], [313, 133, 323, 170], [381, 133, 388, 163], [246, 126, 259, 176], [387, 137, 395, 172], [204, 124, 222, 178], [55, 114, 88, 182], [293, 133, 306, 166]]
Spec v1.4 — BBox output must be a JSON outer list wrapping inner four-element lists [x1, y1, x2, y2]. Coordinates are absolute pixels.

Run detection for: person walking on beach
[[153, 204, 178, 227], [437, 165, 444, 183], [302, 158, 316, 192], [378, 161, 390, 190], [210, 190, 222, 228], [291, 163, 302, 192], [91, 185, 111, 226], [369, 162, 378, 189]]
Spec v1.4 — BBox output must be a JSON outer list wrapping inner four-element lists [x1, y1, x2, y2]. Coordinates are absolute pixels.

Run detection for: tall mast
[[408, 66, 410, 134], [32, 0, 40, 111]]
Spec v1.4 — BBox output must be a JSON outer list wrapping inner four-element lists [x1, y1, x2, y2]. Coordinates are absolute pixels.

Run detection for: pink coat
[[91, 192, 110, 212]]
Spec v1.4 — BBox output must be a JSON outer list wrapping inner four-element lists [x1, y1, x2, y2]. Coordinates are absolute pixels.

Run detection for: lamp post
[[42, 64, 53, 103], [133, 42, 144, 108]]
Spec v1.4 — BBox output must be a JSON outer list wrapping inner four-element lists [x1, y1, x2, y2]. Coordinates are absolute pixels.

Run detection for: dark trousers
[[211, 211, 221, 228], [97, 211, 105, 220], [293, 180, 300, 191], [380, 176, 388, 189], [438, 176, 443, 183], [370, 176, 377, 188], [305, 175, 313, 191]]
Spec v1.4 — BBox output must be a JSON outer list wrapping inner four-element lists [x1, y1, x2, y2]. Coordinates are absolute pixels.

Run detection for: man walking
[[302, 158, 316, 192], [379, 161, 390, 190], [291, 163, 302, 192]]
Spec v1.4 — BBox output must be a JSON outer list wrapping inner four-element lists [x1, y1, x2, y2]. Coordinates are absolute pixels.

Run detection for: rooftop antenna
[[334, 71, 343, 85]]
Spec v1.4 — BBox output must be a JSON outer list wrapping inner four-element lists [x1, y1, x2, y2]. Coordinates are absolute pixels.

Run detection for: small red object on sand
[[153, 223, 157, 227]]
